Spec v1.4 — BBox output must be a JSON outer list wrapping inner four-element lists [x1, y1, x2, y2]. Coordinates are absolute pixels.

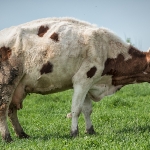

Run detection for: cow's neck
[[102, 46, 150, 85]]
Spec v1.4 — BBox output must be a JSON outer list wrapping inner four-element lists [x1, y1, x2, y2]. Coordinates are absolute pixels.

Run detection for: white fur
[[0, 17, 132, 140]]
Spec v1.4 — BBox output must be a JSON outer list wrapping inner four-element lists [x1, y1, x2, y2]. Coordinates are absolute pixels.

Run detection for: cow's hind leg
[[8, 103, 29, 139], [0, 85, 13, 142], [0, 60, 23, 142], [82, 95, 95, 134], [0, 103, 12, 142]]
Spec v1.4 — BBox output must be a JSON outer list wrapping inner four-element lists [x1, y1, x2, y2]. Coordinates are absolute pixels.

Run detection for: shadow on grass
[[116, 125, 150, 134], [31, 133, 72, 141], [30, 132, 99, 141]]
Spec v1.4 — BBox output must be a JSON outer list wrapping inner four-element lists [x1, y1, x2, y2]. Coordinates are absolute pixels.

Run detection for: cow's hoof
[[3, 134, 13, 143], [70, 128, 79, 137], [18, 131, 30, 139], [86, 125, 96, 135]]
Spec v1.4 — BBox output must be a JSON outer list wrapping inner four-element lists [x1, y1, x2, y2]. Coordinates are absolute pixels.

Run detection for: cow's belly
[[11, 72, 73, 109], [20, 72, 73, 94], [31, 75, 73, 94], [22, 52, 84, 93]]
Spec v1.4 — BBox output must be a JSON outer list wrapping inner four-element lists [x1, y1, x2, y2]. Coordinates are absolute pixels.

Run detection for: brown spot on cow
[[40, 61, 53, 75], [8, 67, 19, 85], [102, 46, 149, 85], [87, 66, 97, 78], [0, 103, 7, 116], [37, 26, 49, 37], [0, 47, 11, 62], [50, 32, 59, 42]]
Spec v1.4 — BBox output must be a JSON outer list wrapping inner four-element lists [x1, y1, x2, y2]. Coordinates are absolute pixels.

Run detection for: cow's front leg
[[8, 103, 29, 139], [71, 84, 89, 137], [71, 60, 100, 137], [82, 95, 95, 134]]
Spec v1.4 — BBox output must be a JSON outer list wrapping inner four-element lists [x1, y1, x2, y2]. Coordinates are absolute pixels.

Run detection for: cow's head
[[103, 45, 150, 86], [144, 48, 150, 73]]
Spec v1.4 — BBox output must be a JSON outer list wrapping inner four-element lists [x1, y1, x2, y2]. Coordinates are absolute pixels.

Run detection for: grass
[[1, 83, 150, 149]]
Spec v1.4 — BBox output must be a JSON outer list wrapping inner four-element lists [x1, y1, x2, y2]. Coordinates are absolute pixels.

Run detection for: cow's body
[[0, 18, 150, 142]]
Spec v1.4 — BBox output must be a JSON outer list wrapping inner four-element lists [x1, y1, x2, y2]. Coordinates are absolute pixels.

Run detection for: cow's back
[[8, 18, 99, 94], [0, 17, 131, 95]]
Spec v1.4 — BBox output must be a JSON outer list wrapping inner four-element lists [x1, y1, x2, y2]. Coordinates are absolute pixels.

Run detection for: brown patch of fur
[[0, 103, 7, 115], [112, 72, 150, 85], [50, 32, 59, 42], [37, 26, 49, 37], [8, 67, 19, 85], [102, 46, 149, 85], [0, 47, 11, 62], [87, 66, 97, 78], [40, 61, 53, 75]]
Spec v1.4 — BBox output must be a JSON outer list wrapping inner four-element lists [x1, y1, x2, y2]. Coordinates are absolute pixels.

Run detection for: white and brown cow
[[0, 17, 150, 142]]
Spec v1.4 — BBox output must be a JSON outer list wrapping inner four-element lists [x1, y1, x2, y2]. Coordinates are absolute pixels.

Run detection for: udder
[[11, 82, 27, 110]]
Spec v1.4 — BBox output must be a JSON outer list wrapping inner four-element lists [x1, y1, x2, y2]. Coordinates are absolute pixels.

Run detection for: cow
[[0, 17, 150, 142]]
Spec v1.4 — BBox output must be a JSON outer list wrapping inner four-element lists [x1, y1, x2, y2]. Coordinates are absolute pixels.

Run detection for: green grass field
[[1, 83, 150, 149]]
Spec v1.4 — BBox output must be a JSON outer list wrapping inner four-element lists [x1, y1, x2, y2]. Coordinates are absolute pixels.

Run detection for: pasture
[[1, 83, 150, 149]]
